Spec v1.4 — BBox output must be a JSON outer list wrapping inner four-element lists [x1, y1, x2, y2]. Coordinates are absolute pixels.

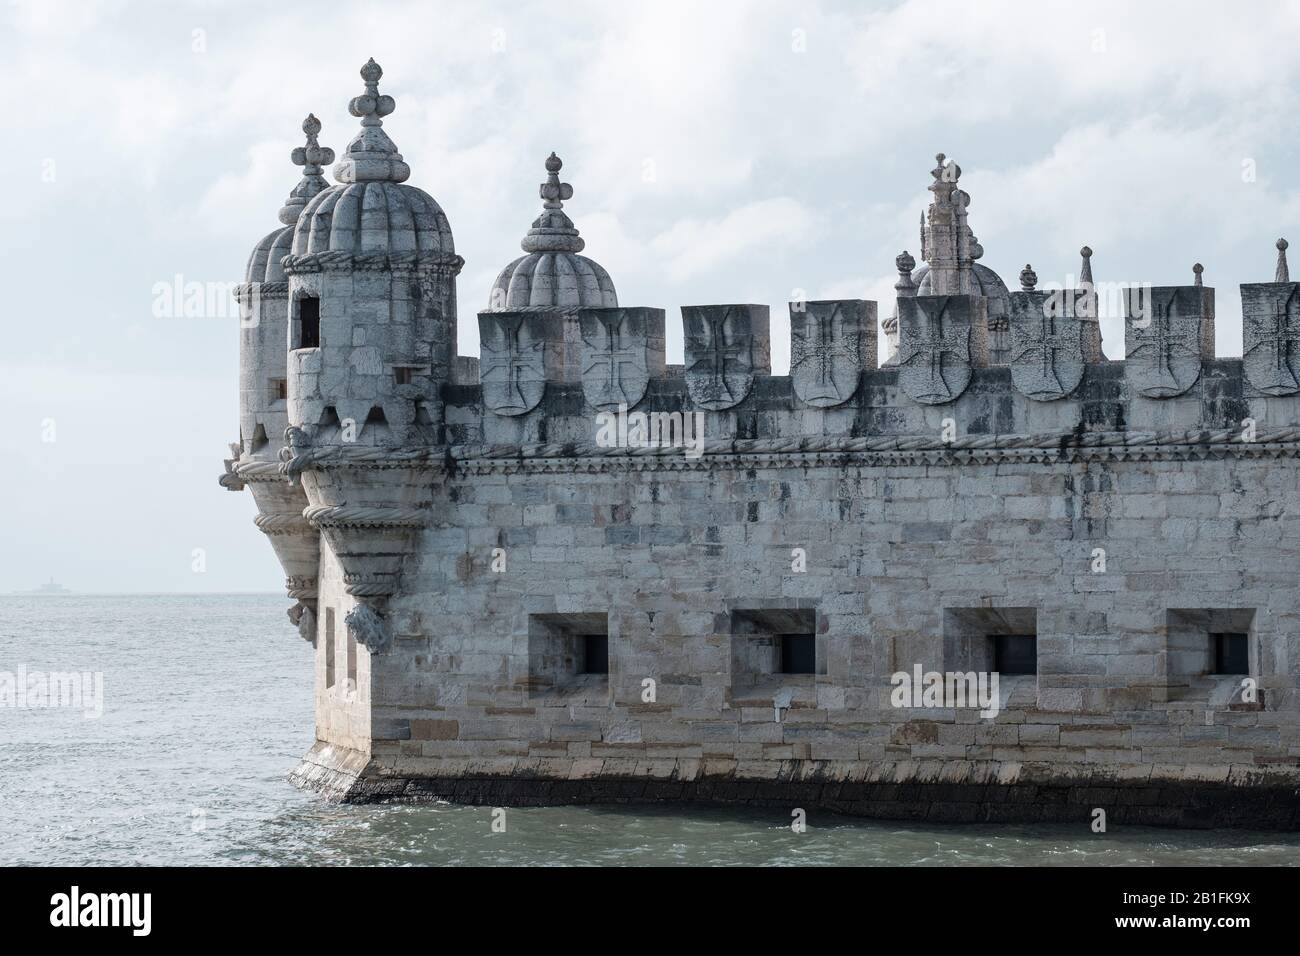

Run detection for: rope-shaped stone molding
[[452, 426, 1300, 461], [254, 513, 314, 535], [284, 575, 318, 600], [235, 459, 291, 481], [232, 281, 289, 302], [272, 426, 1300, 478], [343, 577, 398, 598], [302, 504, 427, 529], [282, 250, 464, 276]]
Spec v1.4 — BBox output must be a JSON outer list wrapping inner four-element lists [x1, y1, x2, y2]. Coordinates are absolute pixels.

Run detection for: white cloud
[[650, 197, 815, 282]]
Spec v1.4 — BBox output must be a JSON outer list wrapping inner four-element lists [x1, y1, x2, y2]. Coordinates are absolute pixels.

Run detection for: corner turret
[[488, 152, 616, 311], [284, 58, 463, 450], [222, 115, 334, 640]]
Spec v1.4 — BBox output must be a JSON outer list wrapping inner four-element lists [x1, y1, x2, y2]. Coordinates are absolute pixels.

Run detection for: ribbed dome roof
[[290, 59, 455, 260], [244, 114, 333, 284], [488, 153, 617, 310], [912, 262, 1010, 301], [246, 226, 294, 283], [291, 180, 454, 256], [492, 252, 616, 310]]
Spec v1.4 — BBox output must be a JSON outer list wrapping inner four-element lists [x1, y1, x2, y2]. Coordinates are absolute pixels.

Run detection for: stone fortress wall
[[223, 61, 1300, 827]]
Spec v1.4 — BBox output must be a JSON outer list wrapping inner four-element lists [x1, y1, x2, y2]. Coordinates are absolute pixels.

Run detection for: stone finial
[[1079, 246, 1093, 286], [1193, 263, 1204, 287], [540, 152, 572, 205], [1276, 238, 1290, 283], [279, 114, 334, 225], [520, 152, 585, 254], [1019, 264, 1037, 292], [895, 250, 916, 295], [332, 58, 410, 184], [930, 152, 960, 188]]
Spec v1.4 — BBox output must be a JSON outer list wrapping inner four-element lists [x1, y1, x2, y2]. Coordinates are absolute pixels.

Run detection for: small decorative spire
[[520, 152, 585, 254], [279, 114, 334, 225], [1192, 262, 1204, 287], [333, 58, 410, 184], [894, 250, 916, 295], [1276, 238, 1290, 283], [1019, 264, 1037, 293], [1079, 245, 1093, 286], [930, 152, 960, 186]]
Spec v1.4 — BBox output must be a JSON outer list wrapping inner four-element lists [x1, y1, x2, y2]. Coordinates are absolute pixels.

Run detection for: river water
[[1, 594, 1295, 866]]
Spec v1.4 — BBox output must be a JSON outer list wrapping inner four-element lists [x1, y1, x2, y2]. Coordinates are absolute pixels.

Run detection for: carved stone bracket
[[287, 600, 317, 645], [345, 602, 392, 654]]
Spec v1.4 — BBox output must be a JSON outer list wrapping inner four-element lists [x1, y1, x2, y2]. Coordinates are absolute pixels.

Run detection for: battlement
[[444, 278, 1300, 454], [223, 61, 1300, 828]]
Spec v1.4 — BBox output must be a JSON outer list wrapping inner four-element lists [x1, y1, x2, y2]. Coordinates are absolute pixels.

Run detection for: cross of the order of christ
[[1137, 293, 1197, 392], [793, 306, 858, 400], [585, 314, 640, 405], [689, 310, 746, 402], [1014, 311, 1075, 393], [1255, 289, 1300, 392], [483, 317, 542, 412], [900, 300, 968, 401]]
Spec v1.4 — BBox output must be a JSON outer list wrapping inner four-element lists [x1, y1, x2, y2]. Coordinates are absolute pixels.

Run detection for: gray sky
[[3, 0, 1298, 593]]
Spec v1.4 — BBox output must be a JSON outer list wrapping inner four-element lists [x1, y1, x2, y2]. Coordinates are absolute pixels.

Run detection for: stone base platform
[[289, 744, 1300, 830]]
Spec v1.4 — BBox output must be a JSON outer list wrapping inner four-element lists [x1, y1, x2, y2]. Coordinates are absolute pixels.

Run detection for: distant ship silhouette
[[26, 577, 72, 595]]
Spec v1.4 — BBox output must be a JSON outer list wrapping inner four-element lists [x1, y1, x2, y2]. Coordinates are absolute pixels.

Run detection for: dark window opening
[[365, 406, 388, 426], [297, 297, 320, 349], [270, 378, 287, 401], [582, 633, 609, 675], [1213, 632, 1249, 675], [324, 608, 336, 688], [394, 367, 413, 385], [993, 634, 1037, 676], [780, 633, 815, 674]]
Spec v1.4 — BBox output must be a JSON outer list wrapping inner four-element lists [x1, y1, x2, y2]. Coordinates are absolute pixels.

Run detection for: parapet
[[450, 266, 1300, 453]]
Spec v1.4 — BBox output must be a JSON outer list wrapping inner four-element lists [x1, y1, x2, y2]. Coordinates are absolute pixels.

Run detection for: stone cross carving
[[896, 295, 982, 404], [279, 114, 334, 226], [479, 312, 548, 415], [1009, 292, 1085, 401], [683, 305, 769, 410], [789, 299, 876, 407], [334, 58, 410, 184], [578, 308, 664, 410], [1126, 287, 1205, 398], [1242, 282, 1300, 396]]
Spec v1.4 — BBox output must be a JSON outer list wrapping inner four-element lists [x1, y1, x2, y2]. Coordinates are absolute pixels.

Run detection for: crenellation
[[226, 59, 1300, 828]]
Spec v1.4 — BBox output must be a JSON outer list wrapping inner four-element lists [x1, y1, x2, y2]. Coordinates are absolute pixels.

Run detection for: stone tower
[[284, 58, 462, 449], [222, 63, 1300, 827], [884, 154, 1014, 364], [221, 114, 334, 639]]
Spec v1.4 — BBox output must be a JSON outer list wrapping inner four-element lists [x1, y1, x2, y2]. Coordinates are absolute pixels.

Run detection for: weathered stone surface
[[226, 78, 1300, 828], [789, 299, 876, 407], [578, 307, 665, 411], [1125, 286, 1211, 398], [682, 304, 770, 410], [896, 295, 987, 404], [1008, 291, 1085, 401], [478, 311, 552, 416], [1241, 282, 1300, 396]]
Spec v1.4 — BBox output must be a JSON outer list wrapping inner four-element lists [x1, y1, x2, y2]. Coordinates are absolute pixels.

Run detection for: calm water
[[0, 594, 1297, 866]]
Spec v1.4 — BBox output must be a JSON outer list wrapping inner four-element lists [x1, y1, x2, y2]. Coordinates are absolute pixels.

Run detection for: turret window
[[269, 378, 287, 402], [297, 297, 320, 349]]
